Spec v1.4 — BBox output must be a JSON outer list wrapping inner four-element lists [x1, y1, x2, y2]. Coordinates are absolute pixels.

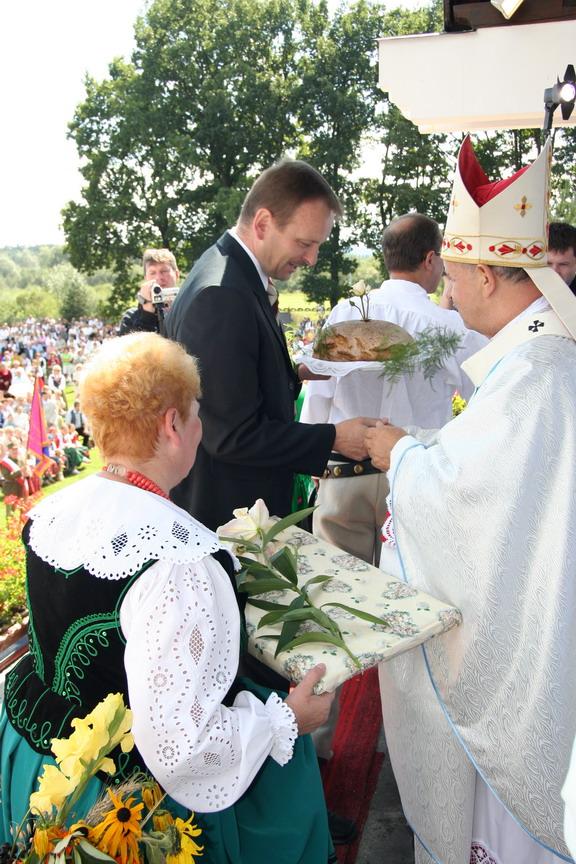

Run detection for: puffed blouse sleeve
[[120, 555, 297, 812]]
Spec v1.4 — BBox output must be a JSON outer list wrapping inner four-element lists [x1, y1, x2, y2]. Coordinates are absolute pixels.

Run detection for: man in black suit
[[166, 160, 376, 532]]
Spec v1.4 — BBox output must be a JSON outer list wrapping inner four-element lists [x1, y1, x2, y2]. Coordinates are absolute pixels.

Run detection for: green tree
[[0, 254, 19, 290], [355, 2, 452, 273], [63, 0, 303, 316], [293, 0, 386, 307], [60, 282, 92, 321], [44, 262, 85, 302], [12, 288, 59, 321]]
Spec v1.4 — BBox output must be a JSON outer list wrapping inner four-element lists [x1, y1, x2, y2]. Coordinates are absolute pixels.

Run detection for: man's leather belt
[[322, 456, 381, 480]]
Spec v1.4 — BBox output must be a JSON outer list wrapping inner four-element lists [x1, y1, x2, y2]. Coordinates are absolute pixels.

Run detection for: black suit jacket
[[165, 232, 335, 530]]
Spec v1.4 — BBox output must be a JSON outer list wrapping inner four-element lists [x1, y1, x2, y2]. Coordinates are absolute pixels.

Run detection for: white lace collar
[[28, 475, 224, 580]]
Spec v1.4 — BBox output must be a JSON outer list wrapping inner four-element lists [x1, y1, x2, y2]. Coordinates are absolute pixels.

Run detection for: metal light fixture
[[543, 64, 576, 133], [490, 0, 527, 19]]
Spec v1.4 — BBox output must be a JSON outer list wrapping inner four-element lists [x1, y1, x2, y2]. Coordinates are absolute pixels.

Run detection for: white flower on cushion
[[217, 498, 276, 543]]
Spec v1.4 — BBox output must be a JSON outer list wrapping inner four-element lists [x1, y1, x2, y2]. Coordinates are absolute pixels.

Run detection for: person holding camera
[[119, 248, 180, 336]]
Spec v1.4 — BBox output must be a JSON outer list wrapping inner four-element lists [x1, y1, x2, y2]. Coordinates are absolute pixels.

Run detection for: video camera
[[150, 282, 180, 309]]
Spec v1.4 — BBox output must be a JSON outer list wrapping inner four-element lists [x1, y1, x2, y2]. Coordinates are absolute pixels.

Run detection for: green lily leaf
[[236, 556, 271, 574], [217, 535, 262, 552], [275, 631, 348, 655], [73, 849, 83, 864], [248, 599, 291, 612], [239, 567, 281, 582], [302, 573, 333, 590], [261, 507, 316, 545], [239, 578, 296, 596], [271, 606, 340, 637], [274, 595, 307, 655], [321, 602, 390, 628], [269, 546, 298, 585], [257, 608, 296, 628], [277, 631, 362, 668]]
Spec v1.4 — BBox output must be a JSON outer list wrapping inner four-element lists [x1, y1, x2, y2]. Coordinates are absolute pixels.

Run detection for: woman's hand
[[285, 664, 335, 735]]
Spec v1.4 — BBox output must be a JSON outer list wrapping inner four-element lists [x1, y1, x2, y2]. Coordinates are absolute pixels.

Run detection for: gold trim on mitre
[[442, 136, 576, 340]]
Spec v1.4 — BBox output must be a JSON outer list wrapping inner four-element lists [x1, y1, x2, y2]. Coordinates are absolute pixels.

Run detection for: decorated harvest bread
[[312, 319, 413, 362]]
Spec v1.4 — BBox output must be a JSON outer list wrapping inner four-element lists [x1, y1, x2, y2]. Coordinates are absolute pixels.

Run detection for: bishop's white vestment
[[379, 300, 576, 863]]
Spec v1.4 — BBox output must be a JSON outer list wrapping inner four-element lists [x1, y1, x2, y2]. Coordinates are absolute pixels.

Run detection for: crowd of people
[[1, 149, 576, 864], [0, 319, 115, 514]]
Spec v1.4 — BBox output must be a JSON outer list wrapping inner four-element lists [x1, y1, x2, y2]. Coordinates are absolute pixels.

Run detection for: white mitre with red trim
[[442, 136, 576, 339]]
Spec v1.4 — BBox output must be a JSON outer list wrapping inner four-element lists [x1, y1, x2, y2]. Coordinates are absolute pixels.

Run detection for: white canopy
[[378, 19, 576, 133]]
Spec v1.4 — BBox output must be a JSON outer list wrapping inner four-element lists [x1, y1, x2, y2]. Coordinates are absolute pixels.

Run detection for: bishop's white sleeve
[[120, 556, 297, 812]]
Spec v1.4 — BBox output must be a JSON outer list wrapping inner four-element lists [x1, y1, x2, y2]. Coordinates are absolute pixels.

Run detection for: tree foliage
[[63, 0, 302, 315], [0, 247, 114, 325], [294, 0, 385, 305], [62, 0, 576, 313]]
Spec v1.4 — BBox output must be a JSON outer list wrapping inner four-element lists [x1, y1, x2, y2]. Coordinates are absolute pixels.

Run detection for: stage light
[[544, 65, 576, 132], [560, 81, 576, 104], [490, 0, 526, 19]]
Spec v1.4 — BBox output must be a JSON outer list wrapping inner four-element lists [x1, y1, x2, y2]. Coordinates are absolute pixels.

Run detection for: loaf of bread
[[312, 319, 413, 362]]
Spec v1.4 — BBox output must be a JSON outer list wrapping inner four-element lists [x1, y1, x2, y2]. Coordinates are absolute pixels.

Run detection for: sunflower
[[90, 788, 144, 864], [152, 810, 175, 832], [166, 814, 204, 863]]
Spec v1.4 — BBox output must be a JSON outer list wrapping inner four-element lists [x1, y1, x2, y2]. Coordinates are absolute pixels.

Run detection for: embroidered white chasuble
[[380, 305, 576, 862]]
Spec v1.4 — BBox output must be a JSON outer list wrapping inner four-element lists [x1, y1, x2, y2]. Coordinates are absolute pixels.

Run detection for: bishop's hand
[[365, 420, 408, 471]]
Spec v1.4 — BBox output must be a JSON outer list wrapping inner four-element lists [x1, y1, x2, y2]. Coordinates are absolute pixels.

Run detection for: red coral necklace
[[103, 464, 169, 500]]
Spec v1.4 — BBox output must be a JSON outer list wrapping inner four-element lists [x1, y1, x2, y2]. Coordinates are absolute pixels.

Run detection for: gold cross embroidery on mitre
[[514, 195, 532, 218]]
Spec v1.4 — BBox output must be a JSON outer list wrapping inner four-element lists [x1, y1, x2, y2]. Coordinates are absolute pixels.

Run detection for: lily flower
[[217, 499, 276, 543]]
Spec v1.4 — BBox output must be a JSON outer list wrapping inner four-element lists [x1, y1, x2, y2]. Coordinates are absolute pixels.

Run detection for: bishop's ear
[[477, 264, 497, 298]]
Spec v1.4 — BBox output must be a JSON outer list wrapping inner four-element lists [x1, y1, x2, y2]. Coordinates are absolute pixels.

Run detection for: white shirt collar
[[228, 228, 268, 292]]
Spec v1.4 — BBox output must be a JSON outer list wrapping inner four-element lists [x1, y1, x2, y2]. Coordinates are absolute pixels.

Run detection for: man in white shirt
[[366, 137, 576, 864], [302, 213, 486, 566]]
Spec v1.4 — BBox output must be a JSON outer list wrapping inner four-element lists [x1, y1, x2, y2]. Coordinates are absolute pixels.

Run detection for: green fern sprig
[[379, 326, 462, 384]]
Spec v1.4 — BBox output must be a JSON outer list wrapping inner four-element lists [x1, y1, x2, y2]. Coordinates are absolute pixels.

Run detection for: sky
[[1, 0, 427, 249]]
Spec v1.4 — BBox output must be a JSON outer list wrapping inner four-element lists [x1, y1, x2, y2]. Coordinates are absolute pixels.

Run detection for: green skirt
[[0, 683, 332, 864]]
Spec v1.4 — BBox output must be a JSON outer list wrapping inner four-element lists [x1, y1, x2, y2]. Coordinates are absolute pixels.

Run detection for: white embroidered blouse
[[27, 475, 298, 812]]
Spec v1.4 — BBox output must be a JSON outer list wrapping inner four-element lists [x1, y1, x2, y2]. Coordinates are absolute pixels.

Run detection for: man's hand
[[137, 281, 156, 313], [333, 417, 379, 461], [365, 421, 408, 471], [297, 363, 330, 382], [285, 664, 335, 735]]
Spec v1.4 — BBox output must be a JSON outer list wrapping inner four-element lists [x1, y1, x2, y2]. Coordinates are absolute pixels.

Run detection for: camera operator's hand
[[137, 281, 156, 314]]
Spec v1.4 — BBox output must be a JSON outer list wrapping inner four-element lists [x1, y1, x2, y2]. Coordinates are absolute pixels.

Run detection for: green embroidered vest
[[4, 521, 153, 781]]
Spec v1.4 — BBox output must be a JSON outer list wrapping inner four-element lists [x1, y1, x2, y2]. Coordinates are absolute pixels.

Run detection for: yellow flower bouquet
[[4, 694, 203, 864]]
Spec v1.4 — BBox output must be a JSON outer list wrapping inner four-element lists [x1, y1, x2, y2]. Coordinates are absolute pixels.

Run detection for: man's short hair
[[490, 265, 531, 284], [239, 159, 343, 227], [142, 248, 178, 273], [548, 222, 576, 254], [382, 214, 442, 272]]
